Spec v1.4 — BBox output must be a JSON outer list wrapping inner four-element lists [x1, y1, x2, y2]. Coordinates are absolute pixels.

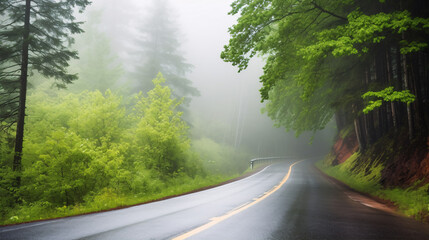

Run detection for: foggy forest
[[0, 0, 428, 231]]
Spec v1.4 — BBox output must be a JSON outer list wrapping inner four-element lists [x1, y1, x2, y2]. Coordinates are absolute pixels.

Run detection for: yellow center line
[[172, 160, 304, 240]]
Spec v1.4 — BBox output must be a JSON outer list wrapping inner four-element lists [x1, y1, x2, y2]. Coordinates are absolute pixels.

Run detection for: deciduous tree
[[133, 73, 199, 178], [222, 0, 429, 149]]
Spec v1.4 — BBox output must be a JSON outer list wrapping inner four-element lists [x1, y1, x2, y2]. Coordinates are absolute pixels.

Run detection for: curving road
[[1, 159, 429, 240]]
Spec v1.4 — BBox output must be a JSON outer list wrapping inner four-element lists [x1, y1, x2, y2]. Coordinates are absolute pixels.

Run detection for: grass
[[316, 153, 429, 221], [1, 174, 242, 226], [382, 183, 429, 218]]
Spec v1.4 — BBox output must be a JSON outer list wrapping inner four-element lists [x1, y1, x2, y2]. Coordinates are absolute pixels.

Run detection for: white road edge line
[[0, 164, 275, 233], [0, 220, 61, 233]]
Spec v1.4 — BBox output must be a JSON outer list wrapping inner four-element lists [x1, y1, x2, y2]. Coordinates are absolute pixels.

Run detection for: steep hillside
[[317, 129, 429, 222]]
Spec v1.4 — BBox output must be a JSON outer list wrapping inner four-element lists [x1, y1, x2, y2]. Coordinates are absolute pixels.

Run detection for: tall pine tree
[[133, 0, 199, 106], [0, 0, 90, 188]]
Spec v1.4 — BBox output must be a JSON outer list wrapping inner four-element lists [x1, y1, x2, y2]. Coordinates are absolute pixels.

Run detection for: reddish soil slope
[[331, 132, 359, 165], [381, 136, 429, 187]]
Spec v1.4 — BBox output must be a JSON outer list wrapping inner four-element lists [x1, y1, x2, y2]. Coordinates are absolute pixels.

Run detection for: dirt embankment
[[331, 132, 359, 165], [326, 130, 429, 222], [381, 136, 429, 187], [331, 132, 429, 188]]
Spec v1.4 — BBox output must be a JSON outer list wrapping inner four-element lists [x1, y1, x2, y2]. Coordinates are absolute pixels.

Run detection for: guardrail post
[[249, 156, 290, 170]]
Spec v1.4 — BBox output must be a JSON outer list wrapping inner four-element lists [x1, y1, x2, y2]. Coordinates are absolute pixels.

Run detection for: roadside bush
[[0, 74, 231, 225]]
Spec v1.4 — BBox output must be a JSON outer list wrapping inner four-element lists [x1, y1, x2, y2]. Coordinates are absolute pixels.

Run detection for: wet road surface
[[1, 159, 429, 240]]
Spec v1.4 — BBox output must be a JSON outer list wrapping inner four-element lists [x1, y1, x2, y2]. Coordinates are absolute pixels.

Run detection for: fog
[[74, 0, 336, 159]]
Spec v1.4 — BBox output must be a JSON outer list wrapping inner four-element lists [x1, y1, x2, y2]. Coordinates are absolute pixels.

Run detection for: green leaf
[[362, 87, 415, 113]]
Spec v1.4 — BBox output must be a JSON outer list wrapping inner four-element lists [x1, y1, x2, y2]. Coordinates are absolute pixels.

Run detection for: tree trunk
[[13, 0, 31, 190], [422, 53, 429, 130], [410, 54, 428, 136], [353, 104, 365, 151], [386, 49, 397, 130], [364, 69, 376, 144], [394, 47, 406, 127], [379, 50, 389, 135], [354, 118, 363, 151], [402, 54, 414, 140], [378, 109, 386, 138]]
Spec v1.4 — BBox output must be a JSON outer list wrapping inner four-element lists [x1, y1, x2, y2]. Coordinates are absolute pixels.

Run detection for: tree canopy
[[222, 0, 429, 146]]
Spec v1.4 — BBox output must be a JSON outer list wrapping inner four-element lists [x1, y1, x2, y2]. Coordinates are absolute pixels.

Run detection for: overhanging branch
[[311, 1, 347, 21]]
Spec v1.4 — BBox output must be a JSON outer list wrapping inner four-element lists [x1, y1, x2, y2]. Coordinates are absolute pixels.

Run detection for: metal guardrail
[[250, 157, 290, 169]]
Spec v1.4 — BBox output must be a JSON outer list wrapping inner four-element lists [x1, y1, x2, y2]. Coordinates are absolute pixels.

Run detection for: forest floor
[[316, 130, 429, 222]]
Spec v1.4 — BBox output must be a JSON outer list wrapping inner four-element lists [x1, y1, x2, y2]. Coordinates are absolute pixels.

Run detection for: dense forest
[[222, 0, 428, 142], [222, 0, 429, 220]]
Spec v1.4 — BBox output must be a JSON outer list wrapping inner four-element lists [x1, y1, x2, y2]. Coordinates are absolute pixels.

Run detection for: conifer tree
[[133, 0, 199, 106], [0, 0, 90, 188]]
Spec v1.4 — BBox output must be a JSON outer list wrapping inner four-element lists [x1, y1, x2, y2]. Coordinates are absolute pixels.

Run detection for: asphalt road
[[1, 159, 429, 240]]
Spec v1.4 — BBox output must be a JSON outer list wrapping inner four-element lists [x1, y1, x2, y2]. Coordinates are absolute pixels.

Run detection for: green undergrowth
[[1, 174, 240, 226], [316, 153, 429, 221]]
